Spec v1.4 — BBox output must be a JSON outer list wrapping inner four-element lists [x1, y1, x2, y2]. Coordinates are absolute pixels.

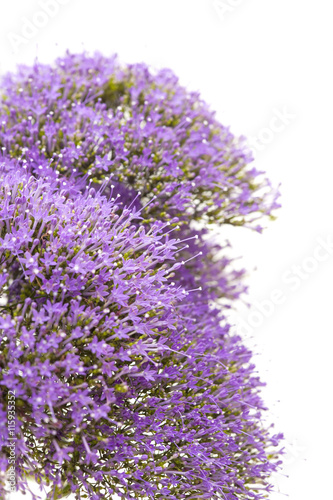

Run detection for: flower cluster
[[0, 52, 280, 229], [0, 53, 282, 500]]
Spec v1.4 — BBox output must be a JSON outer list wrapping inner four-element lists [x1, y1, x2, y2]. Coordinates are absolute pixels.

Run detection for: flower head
[[0, 54, 282, 499]]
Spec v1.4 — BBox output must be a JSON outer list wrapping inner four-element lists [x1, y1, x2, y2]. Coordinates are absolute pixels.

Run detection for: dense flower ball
[[0, 54, 282, 500], [0, 52, 279, 229]]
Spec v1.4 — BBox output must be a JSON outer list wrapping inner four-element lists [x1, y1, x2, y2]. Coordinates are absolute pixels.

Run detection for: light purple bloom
[[0, 54, 282, 500]]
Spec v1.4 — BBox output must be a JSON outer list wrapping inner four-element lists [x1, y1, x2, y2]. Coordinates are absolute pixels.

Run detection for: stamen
[[181, 251, 203, 265]]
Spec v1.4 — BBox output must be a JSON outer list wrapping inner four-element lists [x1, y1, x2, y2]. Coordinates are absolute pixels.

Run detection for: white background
[[1, 1, 332, 499]]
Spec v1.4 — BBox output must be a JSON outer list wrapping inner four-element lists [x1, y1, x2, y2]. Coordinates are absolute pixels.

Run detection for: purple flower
[[0, 54, 282, 500]]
